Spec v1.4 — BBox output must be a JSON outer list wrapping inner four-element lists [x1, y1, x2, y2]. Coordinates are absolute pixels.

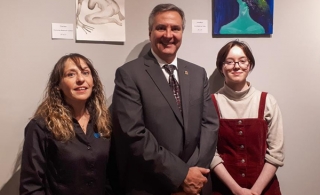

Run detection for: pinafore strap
[[211, 94, 220, 119], [258, 92, 268, 120]]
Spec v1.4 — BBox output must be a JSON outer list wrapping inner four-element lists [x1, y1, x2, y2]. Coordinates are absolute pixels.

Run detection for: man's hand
[[182, 167, 210, 195]]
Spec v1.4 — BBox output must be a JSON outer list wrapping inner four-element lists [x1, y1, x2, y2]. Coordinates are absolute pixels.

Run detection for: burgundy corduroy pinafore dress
[[211, 92, 281, 195]]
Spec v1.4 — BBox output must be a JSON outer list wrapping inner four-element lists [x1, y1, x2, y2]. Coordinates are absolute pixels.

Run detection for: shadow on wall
[[209, 68, 225, 94], [125, 40, 151, 63], [0, 145, 22, 195], [109, 40, 151, 106]]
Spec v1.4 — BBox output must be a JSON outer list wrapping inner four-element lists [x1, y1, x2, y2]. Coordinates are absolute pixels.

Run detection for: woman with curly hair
[[20, 53, 113, 195]]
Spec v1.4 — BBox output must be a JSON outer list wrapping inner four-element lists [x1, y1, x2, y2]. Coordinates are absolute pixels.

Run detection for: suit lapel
[[177, 59, 189, 132], [144, 52, 183, 126]]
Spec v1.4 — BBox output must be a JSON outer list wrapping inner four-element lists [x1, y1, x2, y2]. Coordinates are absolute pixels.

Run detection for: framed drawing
[[213, 0, 274, 35], [76, 0, 125, 42]]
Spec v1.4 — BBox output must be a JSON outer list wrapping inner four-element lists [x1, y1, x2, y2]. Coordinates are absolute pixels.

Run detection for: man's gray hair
[[148, 3, 185, 32]]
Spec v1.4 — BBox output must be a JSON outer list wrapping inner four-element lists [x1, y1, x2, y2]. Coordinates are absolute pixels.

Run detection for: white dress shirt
[[151, 49, 179, 83]]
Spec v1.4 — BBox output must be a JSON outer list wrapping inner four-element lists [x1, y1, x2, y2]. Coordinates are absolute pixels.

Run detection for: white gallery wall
[[1, 0, 319, 194]]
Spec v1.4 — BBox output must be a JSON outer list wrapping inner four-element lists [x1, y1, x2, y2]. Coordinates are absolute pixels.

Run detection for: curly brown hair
[[34, 53, 111, 141]]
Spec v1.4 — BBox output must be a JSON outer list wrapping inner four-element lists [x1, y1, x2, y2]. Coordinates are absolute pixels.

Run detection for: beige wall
[[1, 0, 319, 194]]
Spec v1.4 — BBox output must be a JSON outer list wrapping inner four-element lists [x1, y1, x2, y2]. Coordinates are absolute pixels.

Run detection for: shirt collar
[[151, 49, 178, 69]]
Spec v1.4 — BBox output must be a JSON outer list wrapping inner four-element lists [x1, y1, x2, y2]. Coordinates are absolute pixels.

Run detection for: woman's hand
[[171, 192, 187, 195], [250, 191, 259, 195], [233, 187, 255, 195]]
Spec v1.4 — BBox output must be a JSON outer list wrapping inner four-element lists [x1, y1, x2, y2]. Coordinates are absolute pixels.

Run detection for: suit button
[[240, 145, 244, 149], [241, 159, 245, 163], [241, 173, 245, 177], [87, 145, 91, 150], [239, 131, 243, 135], [238, 120, 242, 125]]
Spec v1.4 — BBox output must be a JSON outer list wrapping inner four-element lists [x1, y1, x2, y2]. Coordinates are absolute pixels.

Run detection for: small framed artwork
[[76, 0, 125, 42], [213, 0, 274, 35]]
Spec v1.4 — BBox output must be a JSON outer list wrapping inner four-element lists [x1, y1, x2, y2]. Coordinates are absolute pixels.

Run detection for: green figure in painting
[[220, 0, 265, 34]]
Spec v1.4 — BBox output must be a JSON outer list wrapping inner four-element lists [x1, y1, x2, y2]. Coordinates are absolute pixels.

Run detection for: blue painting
[[213, 0, 274, 35]]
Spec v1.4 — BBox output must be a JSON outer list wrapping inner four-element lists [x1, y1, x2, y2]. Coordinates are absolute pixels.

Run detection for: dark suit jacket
[[111, 51, 219, 195]]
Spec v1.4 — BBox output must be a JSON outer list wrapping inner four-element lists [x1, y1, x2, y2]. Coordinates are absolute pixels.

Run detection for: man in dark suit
[[111, 3, 219, 195]]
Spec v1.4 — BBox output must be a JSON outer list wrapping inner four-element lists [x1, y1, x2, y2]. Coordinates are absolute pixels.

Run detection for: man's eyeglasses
[[224, 59, 250, 69]]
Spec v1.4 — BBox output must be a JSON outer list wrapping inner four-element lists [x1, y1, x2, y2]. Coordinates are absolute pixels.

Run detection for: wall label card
[[52, 23, 74, 40], [192, 20, 208, 34]]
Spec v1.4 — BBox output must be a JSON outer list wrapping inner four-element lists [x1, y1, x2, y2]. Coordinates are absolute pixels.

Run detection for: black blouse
[[20, 118, 112, 195]]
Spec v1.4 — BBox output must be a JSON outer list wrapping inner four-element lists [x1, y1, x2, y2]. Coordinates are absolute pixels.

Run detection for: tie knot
[[163, 64, 176, 75]]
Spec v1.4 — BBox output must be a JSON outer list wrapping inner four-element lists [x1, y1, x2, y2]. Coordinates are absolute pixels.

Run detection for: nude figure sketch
[[76, 0, 94, 34], [76, 0, 125, 34]]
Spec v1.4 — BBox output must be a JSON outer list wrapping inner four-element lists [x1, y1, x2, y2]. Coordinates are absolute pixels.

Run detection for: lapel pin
[[184, 71, 188, 75]]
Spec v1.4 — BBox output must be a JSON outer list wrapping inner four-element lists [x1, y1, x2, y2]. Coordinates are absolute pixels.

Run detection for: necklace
[[78, 112, 90, 133]]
